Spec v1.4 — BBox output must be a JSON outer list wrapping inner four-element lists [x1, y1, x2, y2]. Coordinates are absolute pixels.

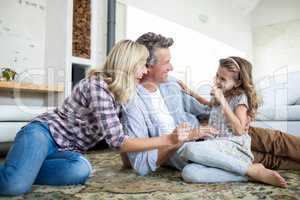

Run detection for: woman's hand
[[168, 123, 192, 144], [190, 125, 219, 140], [169, 123, 218, 144]]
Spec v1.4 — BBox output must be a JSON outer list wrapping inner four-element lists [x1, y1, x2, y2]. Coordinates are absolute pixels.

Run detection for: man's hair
[[136, 32, 174, 66]]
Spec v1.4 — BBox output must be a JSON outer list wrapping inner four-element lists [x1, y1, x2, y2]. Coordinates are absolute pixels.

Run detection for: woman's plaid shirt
[[34, 75, 128, 152]]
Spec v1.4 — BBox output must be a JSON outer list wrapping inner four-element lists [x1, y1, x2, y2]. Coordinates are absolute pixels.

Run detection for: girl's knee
[[185, 143, 211, 161], [182, 164, 205, 183]]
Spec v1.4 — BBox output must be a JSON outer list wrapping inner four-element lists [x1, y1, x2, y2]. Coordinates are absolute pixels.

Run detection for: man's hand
[[120, 153, 132, 169]]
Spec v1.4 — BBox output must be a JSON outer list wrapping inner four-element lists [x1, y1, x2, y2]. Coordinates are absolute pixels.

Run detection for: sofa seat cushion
[[286, 71, 300, 105], [0, 122, 27, 142], [0, 105, 54, 121]]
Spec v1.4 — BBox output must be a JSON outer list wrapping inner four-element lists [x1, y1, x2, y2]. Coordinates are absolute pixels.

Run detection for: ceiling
[[231, 0, 262, 15]]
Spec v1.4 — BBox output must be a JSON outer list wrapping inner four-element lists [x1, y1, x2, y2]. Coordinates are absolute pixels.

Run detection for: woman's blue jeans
[[0, 121, 92, 196]]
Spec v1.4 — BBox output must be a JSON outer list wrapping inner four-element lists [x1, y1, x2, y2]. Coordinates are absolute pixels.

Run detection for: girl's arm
[[177, 80, 210, 106], [220, 100, 248, 135], [212, 86, 248, 135]]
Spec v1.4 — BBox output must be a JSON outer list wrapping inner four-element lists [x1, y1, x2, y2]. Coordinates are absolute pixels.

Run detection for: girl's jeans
[[179, 141, 250, 183]]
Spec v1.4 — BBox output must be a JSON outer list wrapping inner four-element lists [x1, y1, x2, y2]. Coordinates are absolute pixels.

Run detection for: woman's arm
[[120, 134, 176, 153], [120, 123, 215, 153], [120, 145, 181, 169]]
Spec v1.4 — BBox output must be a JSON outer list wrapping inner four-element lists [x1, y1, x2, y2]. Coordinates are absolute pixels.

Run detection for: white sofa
[[0, 105, 53, 154], [252, 71, 300, 136]]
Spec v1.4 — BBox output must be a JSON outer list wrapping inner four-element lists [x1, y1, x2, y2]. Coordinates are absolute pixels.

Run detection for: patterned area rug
[[1, 150, 300, 200]]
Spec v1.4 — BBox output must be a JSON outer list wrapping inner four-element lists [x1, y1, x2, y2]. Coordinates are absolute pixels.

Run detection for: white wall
[[116, 2, 127, 42], [116, 0, 252, 88], [96, 0, 127, 66], [251, 0, 300, 81], [45, 0, 69, 85], [94, 0, 107, 68], [0, 0, 47, 82], [94, 0, 127, 68], [125, 6, 246, 87], [118, 0, 252, 57], [0, 0, 48, 106]]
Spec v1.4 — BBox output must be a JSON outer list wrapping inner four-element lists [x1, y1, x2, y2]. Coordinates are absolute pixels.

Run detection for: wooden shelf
[[0, 81, 64, 93]]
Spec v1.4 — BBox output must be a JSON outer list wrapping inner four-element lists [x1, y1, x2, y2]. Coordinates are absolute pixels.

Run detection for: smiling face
[[215, 66, 240, 93], [135, 64, 148, 83], [146, 48, 173, 84]]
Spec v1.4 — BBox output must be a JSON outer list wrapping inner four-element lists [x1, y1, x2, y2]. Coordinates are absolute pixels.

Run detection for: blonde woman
[[0, 40, 207, 196]]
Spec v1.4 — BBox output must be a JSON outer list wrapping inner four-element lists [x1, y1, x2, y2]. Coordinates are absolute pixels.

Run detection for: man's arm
[[122, 102, 158, 175], [157, 143, 182, 166], [122, 98, 179, 175]]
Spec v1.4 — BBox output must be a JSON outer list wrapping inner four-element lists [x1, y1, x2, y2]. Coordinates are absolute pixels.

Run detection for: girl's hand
[[210, 86, 225, 105], [177, 80, 192, 95], [178, 80, 211, 106]]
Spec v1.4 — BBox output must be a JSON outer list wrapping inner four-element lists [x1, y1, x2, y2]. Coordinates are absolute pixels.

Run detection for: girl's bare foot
[[247, 164, 287, 188]]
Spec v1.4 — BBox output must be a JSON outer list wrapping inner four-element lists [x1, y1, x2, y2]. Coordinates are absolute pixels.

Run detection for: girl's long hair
[[87, 40, 149, 103], [219, 56, 260, 120]]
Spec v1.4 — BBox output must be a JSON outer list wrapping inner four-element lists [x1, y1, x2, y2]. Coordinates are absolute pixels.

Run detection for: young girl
[[178, 56, 287, 188]]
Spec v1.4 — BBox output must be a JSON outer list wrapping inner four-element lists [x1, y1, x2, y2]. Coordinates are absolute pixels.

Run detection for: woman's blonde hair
[[219, 56, 260, 120], [88, 39, 149, 103]]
